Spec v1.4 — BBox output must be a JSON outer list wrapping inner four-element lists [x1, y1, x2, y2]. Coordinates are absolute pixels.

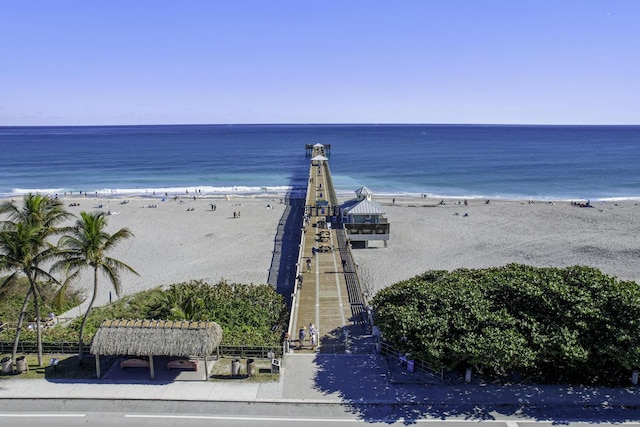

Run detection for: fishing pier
[[287, 144, 373, 354]]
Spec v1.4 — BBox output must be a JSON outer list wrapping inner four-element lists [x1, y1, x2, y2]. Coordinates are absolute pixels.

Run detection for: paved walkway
[[2, 353, 640, 423]]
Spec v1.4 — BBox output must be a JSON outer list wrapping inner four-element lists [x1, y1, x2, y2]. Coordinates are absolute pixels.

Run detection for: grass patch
[[0, 353, 116, 380], [209, 357, 279, 383]]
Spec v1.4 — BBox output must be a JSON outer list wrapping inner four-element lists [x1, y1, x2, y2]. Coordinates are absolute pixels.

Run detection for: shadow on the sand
[[267, 194, 305, 302]]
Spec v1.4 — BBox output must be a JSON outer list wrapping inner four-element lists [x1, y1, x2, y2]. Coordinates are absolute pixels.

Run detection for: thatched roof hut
[[91, 319, 223, 357], [90, 319, 223, 380]]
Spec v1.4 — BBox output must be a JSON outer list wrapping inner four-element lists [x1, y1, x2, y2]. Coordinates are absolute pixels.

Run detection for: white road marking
[[0, 413, 86, 417]]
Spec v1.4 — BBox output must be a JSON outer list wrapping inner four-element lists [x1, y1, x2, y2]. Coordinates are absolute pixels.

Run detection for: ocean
[[1, 124, 639, 201]]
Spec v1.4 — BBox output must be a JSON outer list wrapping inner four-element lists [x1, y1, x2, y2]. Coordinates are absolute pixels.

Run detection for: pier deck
[[290, 146, 370, 354]]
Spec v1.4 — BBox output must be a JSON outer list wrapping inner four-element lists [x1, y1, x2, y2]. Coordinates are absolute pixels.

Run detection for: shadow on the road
[[312, 348, 640, 424]]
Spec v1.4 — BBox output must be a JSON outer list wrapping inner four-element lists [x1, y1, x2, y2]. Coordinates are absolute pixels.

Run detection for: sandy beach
[[350, 196, 640, 296], [50, 194, 287, 310], [8, 193, 638, 315]]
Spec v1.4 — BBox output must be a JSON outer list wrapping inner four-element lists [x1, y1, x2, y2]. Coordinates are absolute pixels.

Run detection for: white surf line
[[0, 413, 86, 418], [329, 232, 346, 327]]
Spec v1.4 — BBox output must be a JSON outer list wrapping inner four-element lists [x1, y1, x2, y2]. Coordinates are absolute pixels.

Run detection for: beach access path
[[290, 150, 369, 355]]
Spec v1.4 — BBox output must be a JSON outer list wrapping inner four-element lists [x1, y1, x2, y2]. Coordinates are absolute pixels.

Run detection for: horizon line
[[2, 122, 640, 128]]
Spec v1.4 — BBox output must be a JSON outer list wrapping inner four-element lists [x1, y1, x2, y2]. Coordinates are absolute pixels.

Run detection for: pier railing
[[344, 222, 390, 235], [284, 162, 313, 353]]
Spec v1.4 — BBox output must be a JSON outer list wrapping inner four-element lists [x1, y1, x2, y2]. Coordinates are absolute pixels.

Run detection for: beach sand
[[53, 194, 287, 309], [15, 194, 639, 315], [349, 197, 640, 296]]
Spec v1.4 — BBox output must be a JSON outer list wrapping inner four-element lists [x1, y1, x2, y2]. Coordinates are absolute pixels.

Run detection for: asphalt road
[[2, 400, 640, 426]]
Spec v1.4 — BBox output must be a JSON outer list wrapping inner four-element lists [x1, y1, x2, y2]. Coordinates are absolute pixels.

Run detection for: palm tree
[[54, 211, 138, 363], [0, 194, 72, 367]]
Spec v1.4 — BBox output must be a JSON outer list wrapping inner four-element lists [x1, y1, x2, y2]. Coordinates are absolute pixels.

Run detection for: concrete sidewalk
[[2, 352, 640, 411]]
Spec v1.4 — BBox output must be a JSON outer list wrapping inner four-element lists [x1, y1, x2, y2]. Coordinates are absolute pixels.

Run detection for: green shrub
[[372, 264, 640, 385]]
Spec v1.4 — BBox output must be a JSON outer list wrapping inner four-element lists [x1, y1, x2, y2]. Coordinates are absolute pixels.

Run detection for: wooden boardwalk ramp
[[290, 146, 371, 355]]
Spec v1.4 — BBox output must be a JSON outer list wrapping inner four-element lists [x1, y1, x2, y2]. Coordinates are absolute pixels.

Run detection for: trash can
[[16, 356, 27, 373], [1, 357, 12, 374], [271, 358, 280, 374], [231, 359, 241, 376], [246, 358, 255, 376], [465, 368, 472, 383]]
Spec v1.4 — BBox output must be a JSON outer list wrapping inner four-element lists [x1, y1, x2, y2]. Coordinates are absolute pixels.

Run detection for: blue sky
[[2, 1, 638, 125]]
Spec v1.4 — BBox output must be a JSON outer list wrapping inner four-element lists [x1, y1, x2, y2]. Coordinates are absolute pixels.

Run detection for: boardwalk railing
[[377, 340, 444, 382], [216, 345, 283, 359]]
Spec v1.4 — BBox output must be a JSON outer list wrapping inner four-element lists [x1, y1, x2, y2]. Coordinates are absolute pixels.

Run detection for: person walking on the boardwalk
[[310, 329, 317, 351], [309, 323, 318, 350], [306, 257, 311, 272], [299, 326, 307, 349]]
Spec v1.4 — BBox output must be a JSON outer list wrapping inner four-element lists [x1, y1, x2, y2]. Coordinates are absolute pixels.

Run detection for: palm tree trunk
[[12, 288, 32, 365], [78, 267, 99, 366], [32, 282, 44, 366]]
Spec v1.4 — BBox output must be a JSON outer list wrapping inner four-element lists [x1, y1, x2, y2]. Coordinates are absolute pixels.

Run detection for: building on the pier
[[340, 187, 390, 248], [306, 143, 331, 156]]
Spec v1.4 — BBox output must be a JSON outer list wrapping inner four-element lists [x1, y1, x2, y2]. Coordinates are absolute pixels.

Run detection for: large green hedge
[[372, 264, 640, 385], [1, 280, 287, 347]]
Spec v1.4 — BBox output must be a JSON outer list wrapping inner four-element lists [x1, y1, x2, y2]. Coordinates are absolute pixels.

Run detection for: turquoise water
[[1, 124, 639, 201]]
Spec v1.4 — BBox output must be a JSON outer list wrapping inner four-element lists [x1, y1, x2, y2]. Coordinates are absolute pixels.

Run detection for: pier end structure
[[305, 143, 331, 157]]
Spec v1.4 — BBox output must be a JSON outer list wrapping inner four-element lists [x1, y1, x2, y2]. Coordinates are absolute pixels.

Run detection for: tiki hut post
[[149, 354, 155, 380], [95, 354, 101, 378], [203, 356, 209, 379]]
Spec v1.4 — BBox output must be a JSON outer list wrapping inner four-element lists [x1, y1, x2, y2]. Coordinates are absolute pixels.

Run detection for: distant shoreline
[[4, 189, 640, 204]]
